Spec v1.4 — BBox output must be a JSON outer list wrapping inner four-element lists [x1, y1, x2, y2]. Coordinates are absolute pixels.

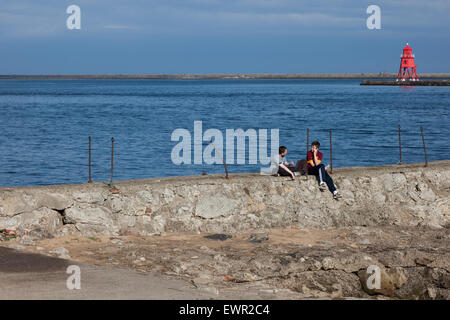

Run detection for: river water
[[0, 79, 448, 187]]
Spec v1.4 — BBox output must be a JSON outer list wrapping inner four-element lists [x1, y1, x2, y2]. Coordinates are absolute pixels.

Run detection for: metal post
[[398, 125, 402, 165], [420, 127, 428, 167], [306, 128, 309, 155], [109, 137, 114, 187], [329, 130, 333, 174], [210, 139, 229, 179], [88, 136, 92, 183]]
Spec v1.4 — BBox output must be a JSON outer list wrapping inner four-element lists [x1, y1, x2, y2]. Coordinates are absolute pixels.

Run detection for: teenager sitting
[[270, 146, 296, 181], [307, 140, 342, 199]]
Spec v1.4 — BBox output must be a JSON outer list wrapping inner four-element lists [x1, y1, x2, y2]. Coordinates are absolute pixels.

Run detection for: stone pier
[[1, 161, 449, 239]]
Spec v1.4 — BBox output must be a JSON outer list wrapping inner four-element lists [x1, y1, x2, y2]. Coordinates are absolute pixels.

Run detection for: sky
[[1, 0, 450, 74]]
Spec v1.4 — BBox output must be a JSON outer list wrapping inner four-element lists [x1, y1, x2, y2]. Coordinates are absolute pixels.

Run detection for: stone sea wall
[[1, 161, 449, 239]]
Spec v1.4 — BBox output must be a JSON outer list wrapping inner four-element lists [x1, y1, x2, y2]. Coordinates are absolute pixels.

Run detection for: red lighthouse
[[397, 43, 419, 81]]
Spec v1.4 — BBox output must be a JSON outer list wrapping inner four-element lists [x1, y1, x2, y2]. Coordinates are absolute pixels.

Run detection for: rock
[[393, 268, 429, 299], [392, 173, 407, 186], [195, 196, 238, 219], [0, 192, 39, 217], [213, 254, 224, 262], [37, 192, 72, 211], [64, 205, 117, 235], [321, 257, 336, 270], [49, 247, 71, 259], [8, 243, 26, 251], [18, 235, 35, 246], [134, 215, 160, 236], [203, 234, 232, 241], [110, 237, 123, 245], [193, 277, 212, 285], [64, 206, 112, 225], [160, 188, 175, 205], [249, 232, 269, 243], [106, 196, 125, 213], [57, 224, 79, 236], [420, 189, 436, 202], [117, 215, 137, 232], [415, 257, 434, 266], [358, 267, 408, 297], [382, 173, 406, 192], [372, 193, 386, 205], [106, 195, 148, 216], [0, 207, 63, 240], [382, 175, 395, 192], [72, 191, 105, 204], [427, 287, 437, 299], [282, 270, 363, 298]]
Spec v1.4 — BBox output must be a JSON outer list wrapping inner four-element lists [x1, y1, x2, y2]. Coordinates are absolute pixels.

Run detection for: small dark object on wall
[[204, 234, 232, 241]]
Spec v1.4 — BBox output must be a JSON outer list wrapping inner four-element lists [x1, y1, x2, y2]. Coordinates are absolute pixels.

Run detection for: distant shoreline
[[2, 73, 450, 80]]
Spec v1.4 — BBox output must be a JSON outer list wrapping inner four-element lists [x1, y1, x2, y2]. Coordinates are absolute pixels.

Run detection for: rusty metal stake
[[420, 127, 428, 167], [306, 128, 309, 155], [88, 136, 92, 183], [210, 139, 229, 179], [329, 130, 333, 174], [398, 125, 402, 165], [109, 137, 115, 188]]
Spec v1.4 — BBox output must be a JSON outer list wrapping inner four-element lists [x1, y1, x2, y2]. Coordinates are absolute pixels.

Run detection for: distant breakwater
[[361, 80, 450, 86], [2, 73, 450, 80]]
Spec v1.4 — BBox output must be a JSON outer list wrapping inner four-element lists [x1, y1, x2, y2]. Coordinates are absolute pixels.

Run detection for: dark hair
[[279, 146, 287, 154], [311, 141, 320, 148]]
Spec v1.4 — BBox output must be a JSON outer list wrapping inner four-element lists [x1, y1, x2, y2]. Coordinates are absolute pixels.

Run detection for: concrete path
[[0, 247, 213, 299]]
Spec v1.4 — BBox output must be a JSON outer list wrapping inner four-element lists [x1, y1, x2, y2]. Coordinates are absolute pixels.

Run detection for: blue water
[[0, 79, 449, 187]]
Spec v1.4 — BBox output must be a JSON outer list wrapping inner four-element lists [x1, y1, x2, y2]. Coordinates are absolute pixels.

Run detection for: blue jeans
[[308, 163, 336, 193]]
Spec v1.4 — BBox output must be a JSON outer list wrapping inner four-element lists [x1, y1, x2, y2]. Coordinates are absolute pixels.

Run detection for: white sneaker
[[333, 191, 342, 199], [319, 182, 326, 191]]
